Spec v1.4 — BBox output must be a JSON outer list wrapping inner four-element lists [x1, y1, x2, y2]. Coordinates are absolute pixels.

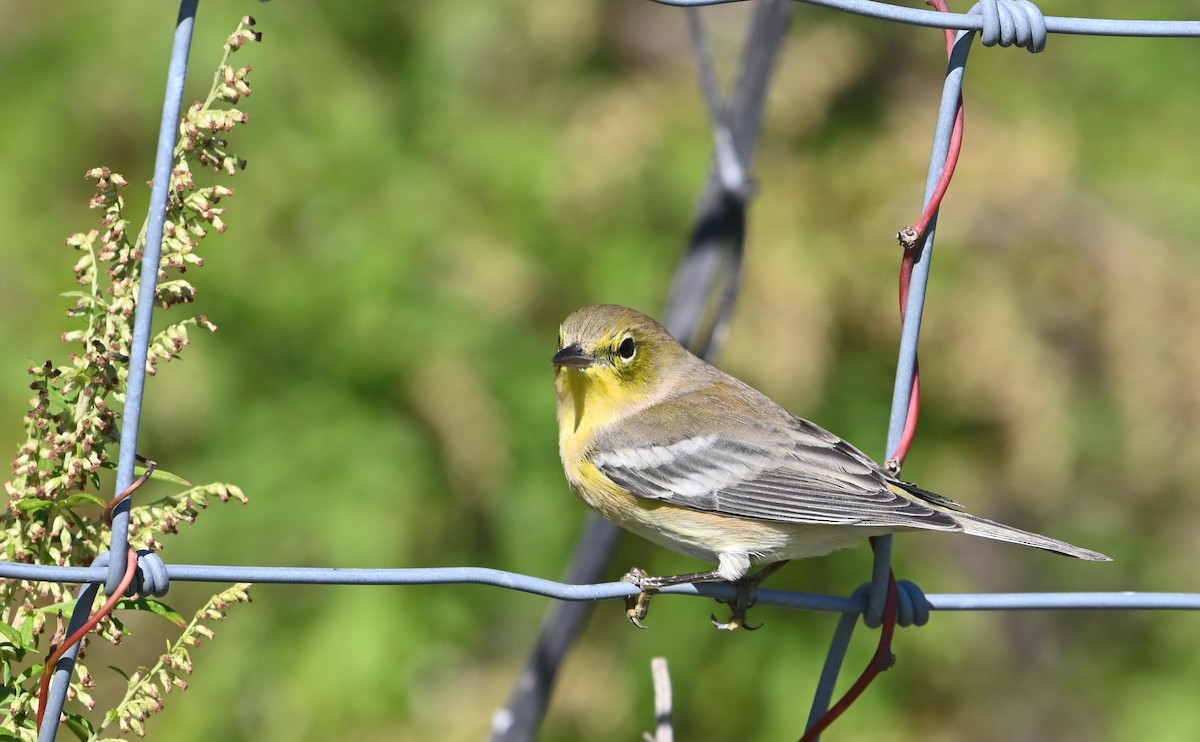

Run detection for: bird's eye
[[618, 336, 636, 360]]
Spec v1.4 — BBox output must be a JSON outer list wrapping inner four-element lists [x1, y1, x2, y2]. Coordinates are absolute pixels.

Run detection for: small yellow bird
[[553, 304, 1109, 629]]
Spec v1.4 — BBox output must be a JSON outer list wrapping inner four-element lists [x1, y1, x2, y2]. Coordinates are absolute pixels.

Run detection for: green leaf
[[19, 618, 37, 650], [108, 664, 131, 682], [142, 465, 193, 486], [58, 493, 106, 508], [115, 597, 187, 627], [97, 461, 193, 486], [62, 710, 96, 741], [0, 622, 27, 650], [14, 498, 52, 512]]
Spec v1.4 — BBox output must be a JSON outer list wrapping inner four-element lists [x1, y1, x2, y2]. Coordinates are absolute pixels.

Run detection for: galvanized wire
[[12, 0, 1200, 740], [655, 0, 1200, 39], [36, 3, 200, 740], [3, 559, 1200, 611], [807, 18, 977, 730]]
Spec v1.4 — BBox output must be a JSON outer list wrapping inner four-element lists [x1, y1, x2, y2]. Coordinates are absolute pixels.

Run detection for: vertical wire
[[37, 582, 101, 742], [38, 5, 202, 741], [105, 0, 200, 595], [42, 6, 201, 738], [873, 23, 974, 630], [805, 26, 976, 738], [805, 611, 859, 732]]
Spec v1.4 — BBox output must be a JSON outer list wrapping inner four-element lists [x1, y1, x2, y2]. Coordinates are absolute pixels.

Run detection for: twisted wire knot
[[134, 551, 170, 596], [857, 579, 931, 628], [972, 0, 1047, 52], [91, 550, 171, 597]]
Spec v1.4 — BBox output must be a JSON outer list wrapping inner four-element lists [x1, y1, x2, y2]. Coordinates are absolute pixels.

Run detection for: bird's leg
[[621, 567, 725, 629], [710, 561, 789, 631]]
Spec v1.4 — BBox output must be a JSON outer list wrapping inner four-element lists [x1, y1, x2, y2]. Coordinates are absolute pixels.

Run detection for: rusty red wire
[[37, 462, 156, 730], [801, 2, 965, 737]]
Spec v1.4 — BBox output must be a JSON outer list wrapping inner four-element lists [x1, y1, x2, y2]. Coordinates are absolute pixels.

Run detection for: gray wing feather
[[591, 423, 958, 530]]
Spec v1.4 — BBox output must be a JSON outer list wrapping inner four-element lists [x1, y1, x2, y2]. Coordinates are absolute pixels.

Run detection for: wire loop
[[893, 580, 931, 627], [973, 0, 1047, 52], [135, 551, 171, 597], [857, 578, 929, 629]]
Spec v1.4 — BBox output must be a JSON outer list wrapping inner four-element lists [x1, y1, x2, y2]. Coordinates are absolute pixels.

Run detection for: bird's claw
[[712, 578, 765, 631], [619, 565, 775, 629], [625, 592, 653, 628], [709, 612, 763, 631], [622, 567, 657, 629], [711, 596, 763, 631]]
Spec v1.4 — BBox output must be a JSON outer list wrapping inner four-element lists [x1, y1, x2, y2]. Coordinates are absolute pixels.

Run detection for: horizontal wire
[[2, 561, 1196, 613], [929, 592, 1200, 611], [651, 0, 1200, 38]]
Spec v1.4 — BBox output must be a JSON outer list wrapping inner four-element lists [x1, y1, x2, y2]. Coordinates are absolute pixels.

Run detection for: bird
[[552, 304, 1110, 629]]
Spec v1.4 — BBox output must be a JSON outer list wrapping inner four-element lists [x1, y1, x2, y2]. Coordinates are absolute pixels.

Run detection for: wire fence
[[5, 1, 1200, 741]]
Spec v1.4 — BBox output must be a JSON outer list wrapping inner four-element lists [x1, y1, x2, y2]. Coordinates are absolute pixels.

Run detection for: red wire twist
[[798, 566, 899, 742], [37, 461, 156, 730], [800, 1, 964, 737], [897, 0, 964, 252], [36, 548, 138, 728]]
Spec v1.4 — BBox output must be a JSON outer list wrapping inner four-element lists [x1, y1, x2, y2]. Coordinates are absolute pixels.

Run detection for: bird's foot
[[621, 566, 734, 628], [710, 586, 761, 631], [622, 567, 659, 629], [709, 562, 787, 631]]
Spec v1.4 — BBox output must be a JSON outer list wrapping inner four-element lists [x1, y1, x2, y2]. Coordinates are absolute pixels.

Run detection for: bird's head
[[553, 305, 687, 419]]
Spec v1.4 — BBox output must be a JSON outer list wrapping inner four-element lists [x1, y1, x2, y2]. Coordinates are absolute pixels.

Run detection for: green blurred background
[[3, 1, 1200, 739]]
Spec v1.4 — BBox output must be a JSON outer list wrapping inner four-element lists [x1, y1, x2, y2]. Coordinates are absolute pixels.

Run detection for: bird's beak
[[552, 344, 596, 369]]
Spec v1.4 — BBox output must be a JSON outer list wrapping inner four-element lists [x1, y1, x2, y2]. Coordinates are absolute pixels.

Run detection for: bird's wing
[[589, 386, 958, 530]]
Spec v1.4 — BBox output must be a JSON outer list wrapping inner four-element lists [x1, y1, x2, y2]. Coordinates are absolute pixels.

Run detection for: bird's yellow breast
[[556, 366, 641, 434], [555, 366, 654, 477], [556, 365, 666, 532], [556, 370, 639, 522]]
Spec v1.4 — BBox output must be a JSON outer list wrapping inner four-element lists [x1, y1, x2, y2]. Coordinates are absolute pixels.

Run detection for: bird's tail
[[951, 511, 1111, 561]]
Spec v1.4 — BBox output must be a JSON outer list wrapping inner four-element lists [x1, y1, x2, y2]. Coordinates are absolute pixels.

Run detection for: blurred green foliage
[[2, 1, 1200, 740]]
